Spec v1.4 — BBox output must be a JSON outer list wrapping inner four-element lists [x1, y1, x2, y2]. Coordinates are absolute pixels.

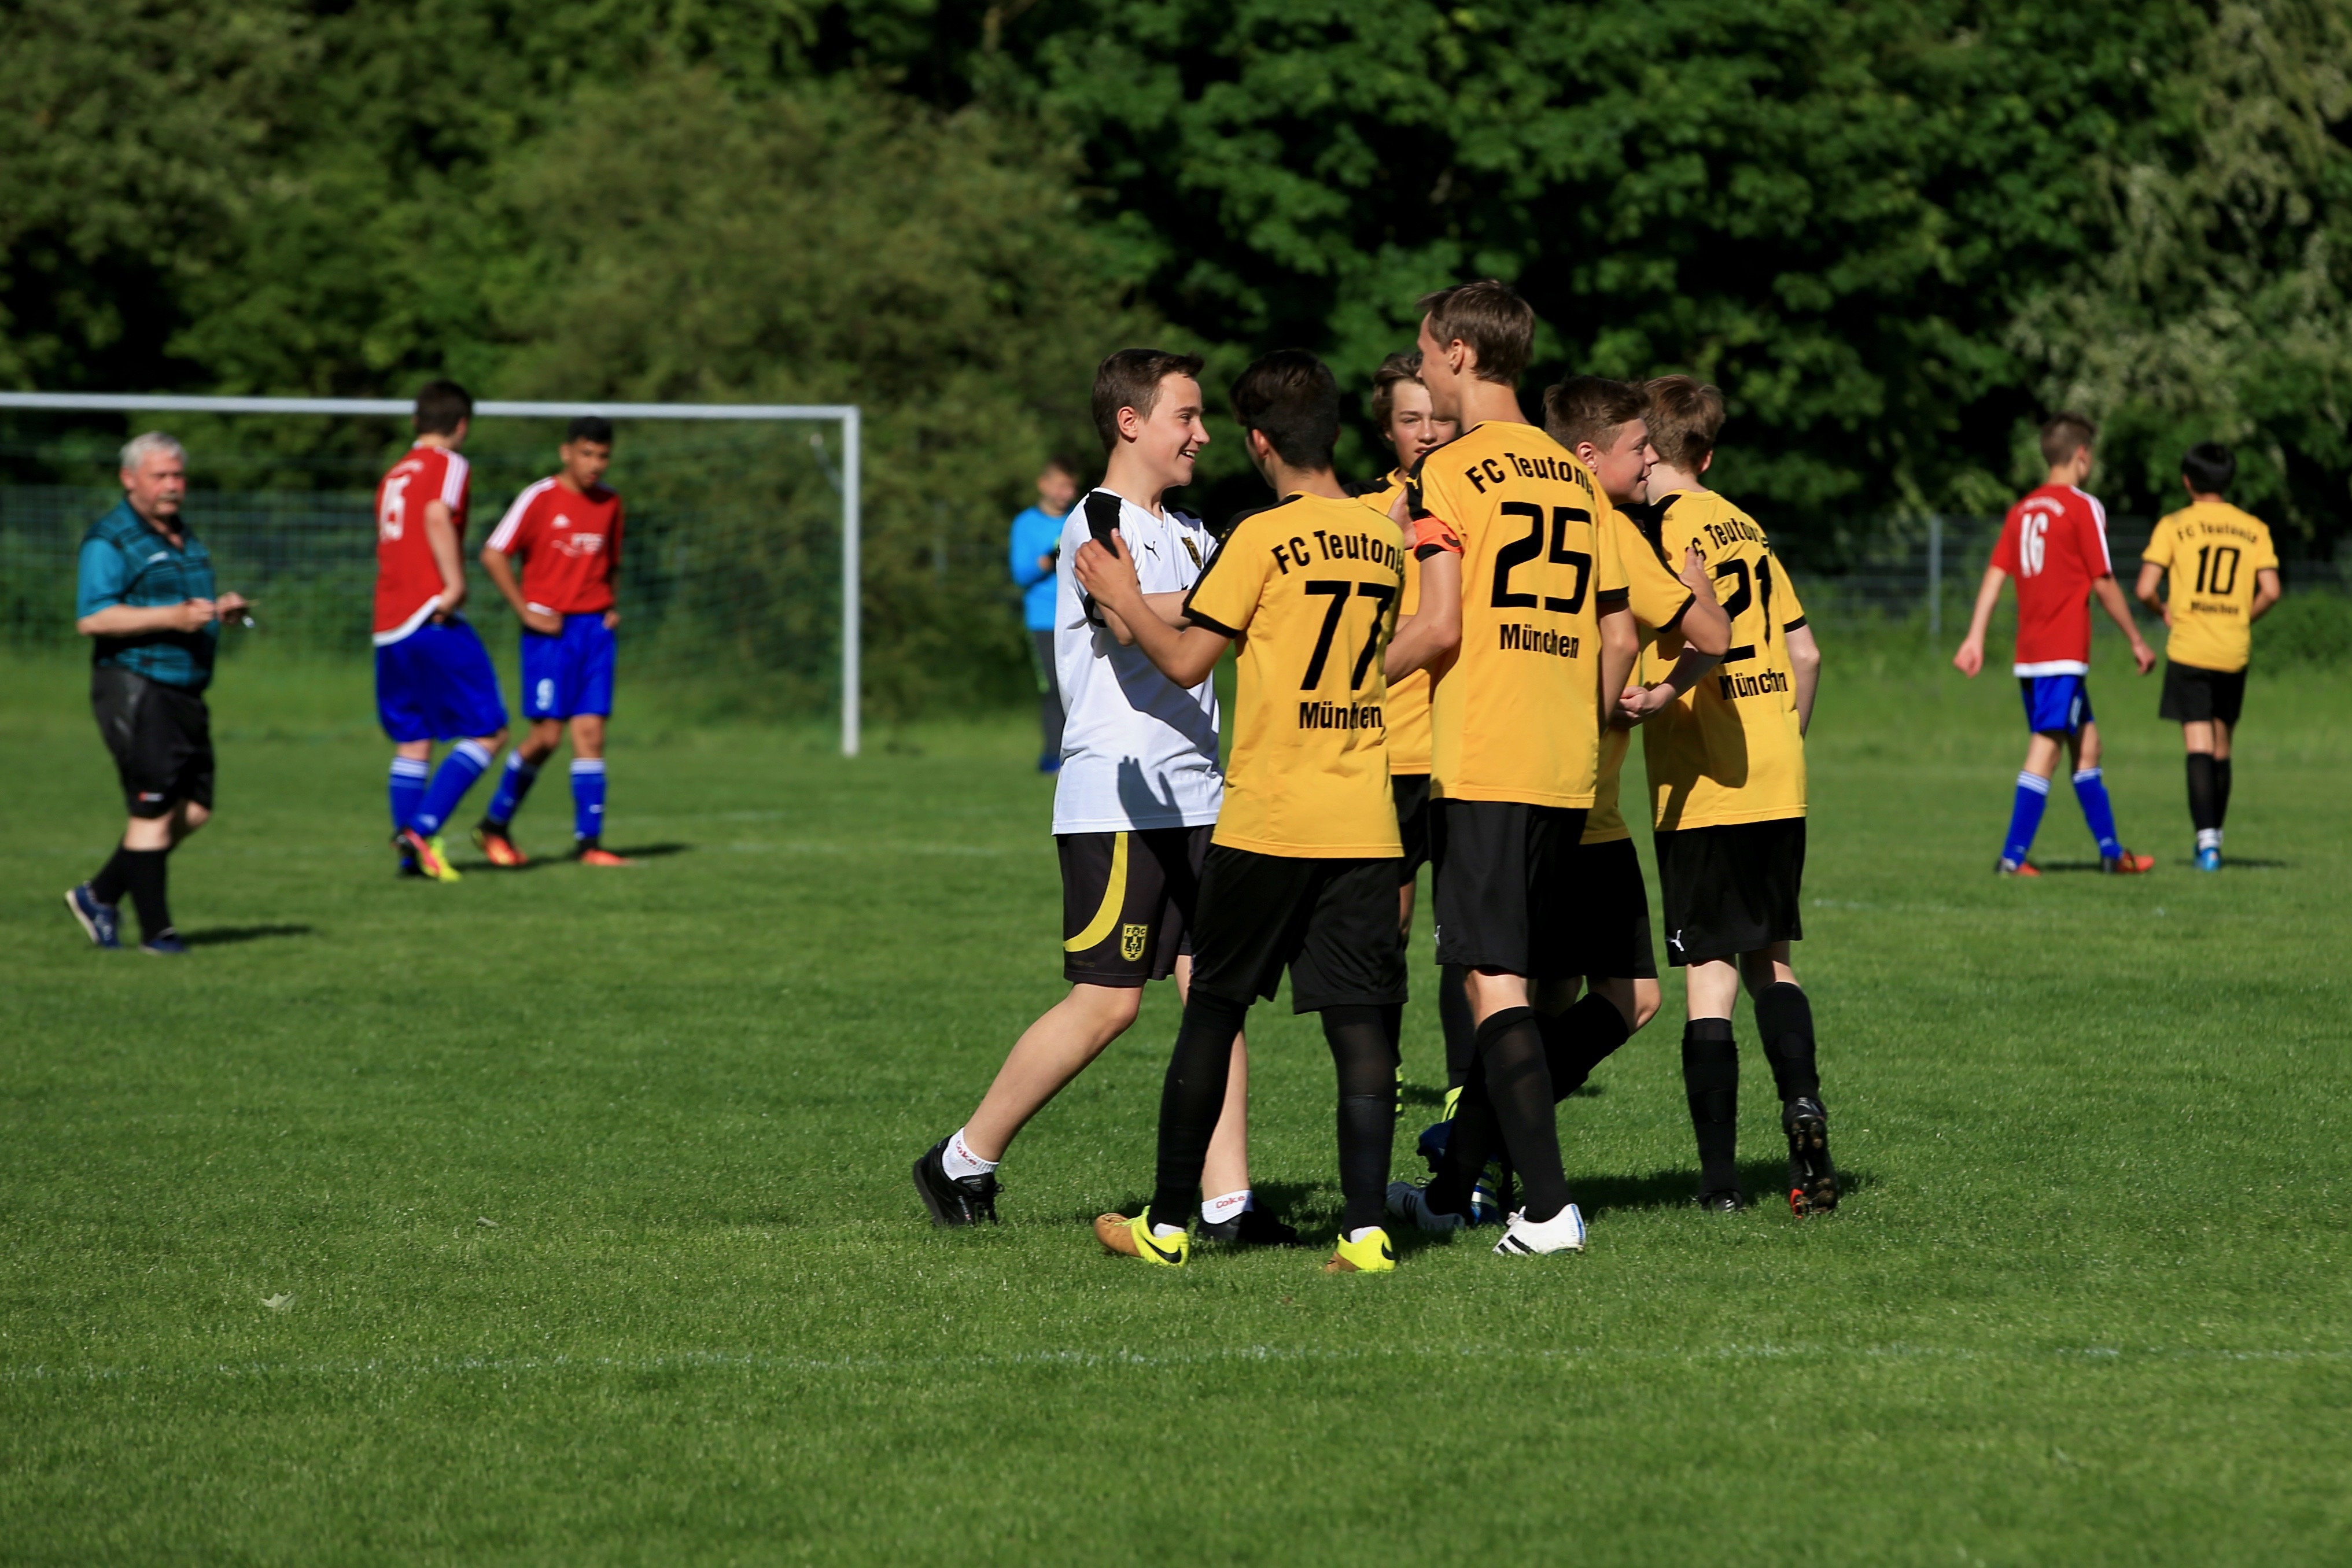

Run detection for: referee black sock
[[1148, 989, 1251, 1230], [1753, 982, 1821, 1106], [1472, 1006, 1571, 1224], [1438, 964, 1476, 1091], [2214, 757, 2233, 829], [1323, 1005, 1400, 1235], [1542, 992, 1633, 1102], [1682, 1017, 1740, 1194], [89, 846, 134, 907], [2185, 753, 2218, 832], [115, 847, 172, 943]]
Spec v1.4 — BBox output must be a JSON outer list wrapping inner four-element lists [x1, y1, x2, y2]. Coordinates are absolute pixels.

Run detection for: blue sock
[[483, 751, 540, 828], [389, 757, 429, 833], [413, 740, 494, 836], [2073, 768, 2123, 860], [571, 758, 606, 843], [2003, 771, 2050, 866]]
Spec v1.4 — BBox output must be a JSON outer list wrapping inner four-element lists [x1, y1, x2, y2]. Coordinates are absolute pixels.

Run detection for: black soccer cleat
[[393, 832, 426, 878], [1783, 1096, 1840, 1216], [1197, 1207, 1300, 1247], [1696, 1188, 1749, 1213], [912, 1138, 999, 1227]]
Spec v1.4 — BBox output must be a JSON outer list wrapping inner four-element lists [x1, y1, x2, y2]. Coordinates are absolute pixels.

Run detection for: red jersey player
[[474, 416, 629, 866], [1953, 412, 2156, 875], [374, 381, 510, 883]]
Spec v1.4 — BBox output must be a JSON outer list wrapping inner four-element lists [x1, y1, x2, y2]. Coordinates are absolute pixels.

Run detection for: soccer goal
[[0, 392, 867, 755]]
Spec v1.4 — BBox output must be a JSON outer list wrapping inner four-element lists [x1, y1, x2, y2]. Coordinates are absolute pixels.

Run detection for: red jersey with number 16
[[1992, 482, 2112, 676], [373, 444, 471, 644], [486, 477, 625, 615]]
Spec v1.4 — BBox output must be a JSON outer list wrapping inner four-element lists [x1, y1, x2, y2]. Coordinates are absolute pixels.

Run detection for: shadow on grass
[[1572, 1161, 1878, 1217], [182, 924, 314, 947], [444, 842, 693, 874], [610, 843, 691, 859]]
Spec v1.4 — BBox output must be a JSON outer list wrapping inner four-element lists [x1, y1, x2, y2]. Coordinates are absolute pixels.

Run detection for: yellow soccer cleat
[[1094, 1209, 1189, 1267], [400, 828, 462, 883], [1324, 1226, 1398, 1275]]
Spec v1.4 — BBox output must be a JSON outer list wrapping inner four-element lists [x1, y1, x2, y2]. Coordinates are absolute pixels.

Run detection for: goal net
[[0, 396, 864, 752]]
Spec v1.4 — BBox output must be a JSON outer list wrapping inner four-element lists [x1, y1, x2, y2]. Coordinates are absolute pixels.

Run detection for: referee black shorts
[[1188, 845, 1407, 1013], [1392, 773, 1432, 885], [1654, 816, 1805, 968], [1058, 826, 1208, 987], [1565, 835, 1657, 981], [1430, 797, 1590, 980], [92, 666, 214, 818], [2158, 660, 2247, 726]]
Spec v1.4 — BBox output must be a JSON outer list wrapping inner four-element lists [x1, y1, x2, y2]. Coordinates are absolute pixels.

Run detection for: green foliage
[[2255, 588, 2352, 665]]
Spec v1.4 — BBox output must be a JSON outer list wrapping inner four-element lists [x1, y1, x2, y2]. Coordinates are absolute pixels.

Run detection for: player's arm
[[478, 544, 558, 634], [1952, 564, 2008, 677], [1787, 622, 1822, 735], [425, 499, 467, 617], [1073, 533, 1227, 687], [2133, 560, 2169, 625], [1598, 603, 1638, 725], [2091, 573, 2156, 674], [605, 502, 623, 629], [1385, 549, 1461, 680], [1619, 544, 1728, 724], [2250, 567, 2283, 622]]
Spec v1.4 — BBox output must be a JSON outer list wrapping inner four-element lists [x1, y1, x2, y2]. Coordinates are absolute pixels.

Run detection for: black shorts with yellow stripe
[[1188, 846, 1407, 1012], [1057, 827, 1210, 987]]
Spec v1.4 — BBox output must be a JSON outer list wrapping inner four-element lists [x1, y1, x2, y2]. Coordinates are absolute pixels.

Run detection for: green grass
[[3, 643, 2348, 1565]]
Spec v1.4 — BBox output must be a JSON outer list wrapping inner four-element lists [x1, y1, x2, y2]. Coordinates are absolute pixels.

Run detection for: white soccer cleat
[[1386, 1180, 1467, 1234], [1492, 1204, 1587, 1256]]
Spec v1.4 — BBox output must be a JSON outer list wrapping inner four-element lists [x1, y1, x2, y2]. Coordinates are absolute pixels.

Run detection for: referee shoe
[[65, 884, 122, 949]]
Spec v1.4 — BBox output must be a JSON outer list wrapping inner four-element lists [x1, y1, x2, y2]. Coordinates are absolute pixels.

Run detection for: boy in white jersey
[[912, 351, 1292, 1245]]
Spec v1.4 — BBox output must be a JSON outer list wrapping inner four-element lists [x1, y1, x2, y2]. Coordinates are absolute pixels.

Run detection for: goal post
[[0, 392, 865, 757]]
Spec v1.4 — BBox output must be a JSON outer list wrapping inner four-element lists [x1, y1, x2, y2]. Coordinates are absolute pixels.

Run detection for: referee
[[62, 432, 248, 954]]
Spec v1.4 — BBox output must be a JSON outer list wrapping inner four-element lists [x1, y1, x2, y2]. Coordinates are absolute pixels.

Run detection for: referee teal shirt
[[76, 500, 218, 693]]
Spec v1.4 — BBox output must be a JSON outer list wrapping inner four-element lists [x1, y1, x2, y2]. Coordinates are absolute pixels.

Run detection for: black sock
[[1542, 992, 1634, 1101], [1682, 1017, 1740, 1193], [1426, 1054, 1493, 1217], [576, 835, 600, 853], [1468, 1006, 1569, 1223], [1377, 1001, 1404, 1115], [89, 845, 134, 906], [1148, 989, 1251, 1228], [1438, 963, 1476, 1091], [116, 847, 172, 942], [2186, 753, 2218, 832], [2214, 757, 2233, 828], [1752, 982, 1821, 1107], [1323, 1005, 1399, 1235]]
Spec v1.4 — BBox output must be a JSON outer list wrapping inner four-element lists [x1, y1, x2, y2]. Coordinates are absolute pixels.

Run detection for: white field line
[[5, 1341, 2347, 1387]]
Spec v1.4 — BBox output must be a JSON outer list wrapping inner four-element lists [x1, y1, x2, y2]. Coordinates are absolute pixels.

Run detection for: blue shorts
[[375, 618, 509, 743], [2018, 674, 2093, 735], [521, 613, 617, 720]]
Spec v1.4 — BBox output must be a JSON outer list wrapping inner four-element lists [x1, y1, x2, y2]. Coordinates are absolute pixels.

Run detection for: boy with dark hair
[[1010, 456, 1082, 773], [1630, 375, 1837, 1215], [475, 415, 630, 866], [913, 349, 1293, 1246], [1378, 281, 1640, 1258], [1954, 413, 2158, 875], [373, 379, 508, 883], [2135, 442, 2281, 870], [1079, 348, 1409, 1274]]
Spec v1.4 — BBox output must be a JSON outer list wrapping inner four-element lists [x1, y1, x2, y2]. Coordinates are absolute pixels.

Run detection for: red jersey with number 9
[[1992, 482, 2111, 676], [373, 444, 471, 644]]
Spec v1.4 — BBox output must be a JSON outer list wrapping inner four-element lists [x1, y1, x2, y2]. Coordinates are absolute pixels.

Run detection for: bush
[[2255, 590, 2352, 668]]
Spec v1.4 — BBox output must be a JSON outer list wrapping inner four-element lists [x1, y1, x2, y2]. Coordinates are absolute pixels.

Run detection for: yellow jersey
[[1184, 491, 1405, 858], [1409, 420, 1629, 809], [2142, 502, 2278, 673], [1358, 468, 1431, 774], [1633, 489, 1809, 831], [1582, 507, 1702, 844]]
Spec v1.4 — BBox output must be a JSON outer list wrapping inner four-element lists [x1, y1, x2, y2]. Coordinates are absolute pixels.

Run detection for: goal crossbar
[[0, 392, 865, 756]]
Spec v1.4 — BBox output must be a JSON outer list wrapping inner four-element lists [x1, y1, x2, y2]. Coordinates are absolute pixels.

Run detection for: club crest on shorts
[[1119, 922, 1149, 961]]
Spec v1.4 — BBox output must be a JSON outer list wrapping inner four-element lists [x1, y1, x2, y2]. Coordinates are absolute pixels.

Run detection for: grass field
[[3, 636, 2348, 1565]]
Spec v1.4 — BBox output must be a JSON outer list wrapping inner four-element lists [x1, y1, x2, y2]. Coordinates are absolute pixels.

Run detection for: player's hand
[[1388, 489, 1412, 526], [1615, 682, 1678, 727], [1680, 544, 1715, 594], [603, 610, 621, 631], [524, 607, 562, 636], [2132, 639, 2156, 675], [1952, 638, 1984, 678], [1072, 532, 1143, 614]]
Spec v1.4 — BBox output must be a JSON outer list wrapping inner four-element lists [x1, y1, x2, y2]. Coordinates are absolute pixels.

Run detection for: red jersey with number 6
[[1992, 482, 2111, 676], [373, 444, 471, 645], [486, 477, 625, 615]]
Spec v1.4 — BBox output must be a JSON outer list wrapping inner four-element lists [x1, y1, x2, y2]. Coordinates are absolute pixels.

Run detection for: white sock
[[2196, 828, 2222, 850], [1201, 1188, 1250, 1226], [1346, 1226, 1383, 1245], [940, 1127, 996, 1182], [1152, 1219, 1187, 1238]]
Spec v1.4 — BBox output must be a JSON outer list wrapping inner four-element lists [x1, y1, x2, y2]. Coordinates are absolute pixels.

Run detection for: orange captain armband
[[1413, 514, 1462, 559]]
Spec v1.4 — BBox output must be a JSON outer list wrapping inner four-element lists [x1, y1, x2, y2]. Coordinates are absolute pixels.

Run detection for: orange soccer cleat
[[473, 824, 528, 868], [1996, 858, 2041, 877], [2100, 851, 2156, 875], [574, 845, 632, 867]]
